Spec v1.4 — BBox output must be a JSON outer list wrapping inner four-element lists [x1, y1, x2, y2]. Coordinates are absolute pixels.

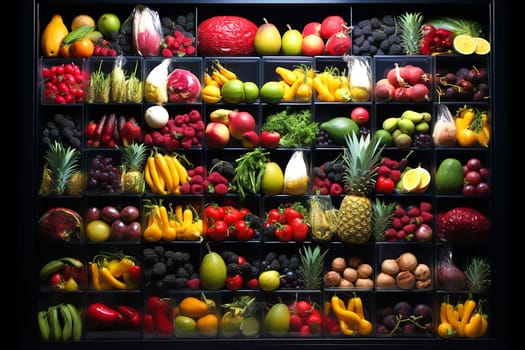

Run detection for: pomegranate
[[320, 15, 347, 40]]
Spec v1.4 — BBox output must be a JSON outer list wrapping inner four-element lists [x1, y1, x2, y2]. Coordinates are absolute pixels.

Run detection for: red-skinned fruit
[[226, 274, 243, 290], [350, 107, 369, 125], [143, 313, 154, 334], [117, 305, 141, 329], [242, 130, 260, 148], [154, 299, 173, 336], [376, 175, 395, 194], [294, 300, 313, 318], [291, 219, 309, 242], [260, 130, 281, 148], [120, 119, 143, 146], [274, 224, 293, 241], [245, 277, 259, 289], [325, 30, 352, 55], [307, 310, 322, 333], [320, 15, 347, 40], [289, 313, 304, 331], [87, 303, 122, 327]]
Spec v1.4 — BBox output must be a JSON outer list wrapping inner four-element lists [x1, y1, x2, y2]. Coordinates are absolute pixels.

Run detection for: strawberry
[[394, 206, 406, 217], [306, 311, 322, 333], [419, 201, 432, 212], [400, 215, 411, 225], [403, 223, 416, 234], [396, 230, 407, 240], [420, 211, 433, 224], [384, 227, 397, 240], [377, 165, 392, 177], [325, 30, 352, 55], [407, 206, 420, 217], [391, 217, 403, 230]]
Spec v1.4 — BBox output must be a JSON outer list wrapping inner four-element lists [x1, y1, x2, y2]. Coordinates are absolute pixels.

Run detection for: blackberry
[[388, 44, 403, 55], [382, 15, 395, 26], [370, 17, 382, 28], [151, 262, 167, 279], [165, 257, 175, 271], [323, 161, 335, 173], [227, 263, 240, 276], [333, 162, 344, 173], [289, 256, 299, 269], [372, 31, 387, 43], [360, 24, 372, 36], [143, 248, 159, 264], [361, 40, 370, 52], [265, 251, 277, 263], [162, 274, 177, 287], [245, 212, 261, 229], [369, 43, 378, 54], [184, 262, 194, 275], [358, 19, 371, 28], [313, 166, 326, 178], [161, 16, 174, 28], [174, 277, 187, 289], [176, 267, 189, 277], [352, 27, 362, 38], [384, 25, 396, 35], [240, 262, 253, 275], [250, 265, 260, 278], [380, 38, 391, 51], [153, 245, 165, 258], [269, 259, 280, 271]]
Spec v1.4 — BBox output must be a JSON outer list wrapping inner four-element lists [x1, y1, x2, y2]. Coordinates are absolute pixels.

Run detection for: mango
[[199, 251, 226, 290], [435, 158, 464, 194], [320, 117, 359, 145]]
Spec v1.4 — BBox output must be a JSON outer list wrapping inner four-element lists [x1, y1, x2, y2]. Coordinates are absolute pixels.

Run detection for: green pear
[[263, 303, 290, 336], [254, 18, 281, 55], [281, 24, 303, 55]]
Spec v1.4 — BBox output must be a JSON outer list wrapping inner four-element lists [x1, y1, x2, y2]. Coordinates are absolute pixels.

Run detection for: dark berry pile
[[260, 251, 303, 288], [142, 245, 198, 289]]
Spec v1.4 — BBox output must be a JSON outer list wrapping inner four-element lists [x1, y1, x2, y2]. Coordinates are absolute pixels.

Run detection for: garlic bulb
[[283, 150, 309, 195], [144, 58, 171, 104], [345, 55, 372, 102]]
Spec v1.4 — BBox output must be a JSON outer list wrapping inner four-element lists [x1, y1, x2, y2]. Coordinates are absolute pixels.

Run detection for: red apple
[[205, 122, 230, 148], [242, 130, 260, 148], [302, 22, 321, 37], [374, 80, 396, 101], [228, 110, 256, 140], [301, 34, 325, 56], [350, 107, 369, 125], [260, 130, 281, 148]]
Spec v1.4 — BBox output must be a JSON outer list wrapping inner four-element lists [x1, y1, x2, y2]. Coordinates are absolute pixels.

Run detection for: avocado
[[435, 158, 464, 194], [320, 117, 359, 145]]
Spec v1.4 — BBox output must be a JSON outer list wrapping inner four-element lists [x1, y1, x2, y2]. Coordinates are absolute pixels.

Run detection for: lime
[[453, 34, 476, 55], [260, 81, 284, 104], [221, 311, 242, 338], [472, 37, 491, 55], [401, 168, 422, 193], [240, 316, 260, 337], [374, 129, 393, 147], [174, 315, 197, 337], [221, 79, 245, 104], [243, 81, 259, 103]]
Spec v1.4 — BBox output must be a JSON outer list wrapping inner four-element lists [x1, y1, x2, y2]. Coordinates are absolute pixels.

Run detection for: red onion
[[415, 223, 433, 242], [437, 245, 466, 290]]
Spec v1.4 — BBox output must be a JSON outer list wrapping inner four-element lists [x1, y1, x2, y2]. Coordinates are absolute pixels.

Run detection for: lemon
[[401, 168, 422, 193], [453, 34, 476, 55], [472, 37, 491, 55], [201, 85, 222, 103], [349, 86, 370, 102], [413, 166, 431, 193], [240, 316, 260, 337], [261, 161, 284, 195]]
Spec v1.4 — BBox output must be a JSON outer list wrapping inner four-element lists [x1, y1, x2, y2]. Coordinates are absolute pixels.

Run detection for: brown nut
[[395, 270, 416, 289], [414, 263, 431, 281], [416, 278, 432, 289]]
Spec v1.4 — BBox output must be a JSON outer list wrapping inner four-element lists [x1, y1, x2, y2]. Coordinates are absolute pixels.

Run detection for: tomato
[[260, 130, 281, 148], [234, 220, 253, 241], [223, 209, 242, 226], [207, 219, 228, 241], [291, 218, 309, 241], [457, 128, 477, 147], [267, 208, 283, 224], [204, 203, 224, 222], [350, 107, 370, 125], [225, 274, 243, 290], [70, 38, 95, 58], [284, 207, 303, 223], [274, 224, 293, 242], [375, 175, 395, 194]]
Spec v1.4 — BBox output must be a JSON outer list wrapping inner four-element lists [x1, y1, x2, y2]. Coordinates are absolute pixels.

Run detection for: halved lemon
[[453, 34, 476, 55], [472, 37, 491, 55], [401, 168, 422, 193], [414, 166, 431, 193]]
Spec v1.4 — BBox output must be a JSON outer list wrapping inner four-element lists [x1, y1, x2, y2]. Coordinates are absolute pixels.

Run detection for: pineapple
[[338, 133, 384, 244], [121, 142, 148, 193], [464, 257, 491, 291], [397, 12, 424, 55], [372, 198, 396, 241], [39, 141, 81, 195], [299, 245, 328, 289]]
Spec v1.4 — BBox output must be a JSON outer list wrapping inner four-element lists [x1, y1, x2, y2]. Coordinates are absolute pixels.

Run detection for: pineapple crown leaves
[[122, 142, 148, 171], [464, 256, 492, 291], [342, 133, 385, 196], [397, 12, 424, 55], [298, 245, 329, 289], [372, 198, 397, 241], [44, 140, 80, 194]]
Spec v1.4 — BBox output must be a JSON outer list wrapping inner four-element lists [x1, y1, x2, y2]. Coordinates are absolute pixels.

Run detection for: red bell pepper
[[117, 305, 142, 330]]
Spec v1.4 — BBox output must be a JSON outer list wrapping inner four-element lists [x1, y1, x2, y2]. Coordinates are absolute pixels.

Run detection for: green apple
[[281, 24, 303, 55], [97, 13, 121, 38]]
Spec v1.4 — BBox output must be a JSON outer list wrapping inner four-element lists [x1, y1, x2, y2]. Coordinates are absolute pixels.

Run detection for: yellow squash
[[41, 14, 69, 57]]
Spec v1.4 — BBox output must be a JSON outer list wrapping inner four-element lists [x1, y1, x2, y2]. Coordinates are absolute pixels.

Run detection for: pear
[[281, 24, 303, 55], [263, 303, 290, 336], [254, 18, 281, 55]]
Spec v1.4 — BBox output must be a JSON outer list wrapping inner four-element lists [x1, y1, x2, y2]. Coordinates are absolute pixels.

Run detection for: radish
[[325, 30, 352, 55], [320, 15, 347, 40]]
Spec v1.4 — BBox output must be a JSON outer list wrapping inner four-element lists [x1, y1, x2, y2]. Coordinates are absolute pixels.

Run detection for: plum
[[393, 301, 413, 317], [413, 303, 432, 324], [382, 314, 398, 331]]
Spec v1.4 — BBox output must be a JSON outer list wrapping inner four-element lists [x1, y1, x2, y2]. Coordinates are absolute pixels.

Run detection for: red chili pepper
[[127, 264, 142, 283], [146, 296, 162, 314], [154, 299, 173, 336], [117, 305, 142, 330], [87, 303, 122, 328], [143, 313, 154, 334]]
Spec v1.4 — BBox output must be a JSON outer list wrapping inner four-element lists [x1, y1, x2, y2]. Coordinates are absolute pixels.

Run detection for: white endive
[[144, 58, 171, 104], [345, 56, 372, 102], [283, 150, 309, 195]]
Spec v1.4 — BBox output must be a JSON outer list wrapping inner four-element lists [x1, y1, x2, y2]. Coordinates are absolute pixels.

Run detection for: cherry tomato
[[267, 208, 283, 224], [290, 218, 309, 241], [274, 224, 293, 242], [284, 207, 303, 223], [376, 175, 395, 194]]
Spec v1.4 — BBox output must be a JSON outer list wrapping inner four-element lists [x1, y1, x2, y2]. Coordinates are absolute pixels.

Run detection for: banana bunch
[[38, 303, 82, 341], [201, 60, 239, 104], [144, 151, 190, 195]]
